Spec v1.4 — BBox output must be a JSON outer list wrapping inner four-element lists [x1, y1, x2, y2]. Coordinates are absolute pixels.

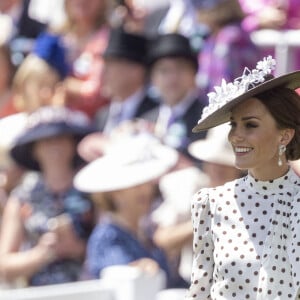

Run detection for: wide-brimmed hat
[[188, 124, 235, 166], [10, 106, 96, 171], [193, 56, 300, 132], [103, 27, 148, 65], [74, 134, 179, 193], [147, 33, 198, 70]]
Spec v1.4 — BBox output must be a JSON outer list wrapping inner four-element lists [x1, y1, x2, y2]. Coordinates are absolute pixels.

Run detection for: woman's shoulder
[[90, 221, 127, 243], [193, 178, 242, 202]]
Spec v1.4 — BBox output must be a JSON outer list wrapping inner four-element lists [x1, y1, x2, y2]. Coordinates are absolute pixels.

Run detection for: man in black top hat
[[145, 33, 207, 161], [78, 27, 159, 162], [93, 27, 158, 133]]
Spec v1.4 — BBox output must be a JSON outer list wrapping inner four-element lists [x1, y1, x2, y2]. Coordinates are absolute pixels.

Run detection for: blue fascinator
[[33, 32, 70, 79]]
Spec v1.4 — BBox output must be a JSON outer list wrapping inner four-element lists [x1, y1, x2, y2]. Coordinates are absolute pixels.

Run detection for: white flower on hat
[[199, 56, 276, 123]]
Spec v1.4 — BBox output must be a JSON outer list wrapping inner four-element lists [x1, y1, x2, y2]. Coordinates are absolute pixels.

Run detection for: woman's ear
[[280, 128, 295, 145]]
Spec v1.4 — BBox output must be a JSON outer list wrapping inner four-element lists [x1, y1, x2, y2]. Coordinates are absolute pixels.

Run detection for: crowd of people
[[0, 0, 299, 298]]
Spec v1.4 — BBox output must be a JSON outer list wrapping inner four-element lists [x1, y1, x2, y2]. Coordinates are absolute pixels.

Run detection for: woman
[[186, 56, 300, 299], [74, 134, 179, 287], [12, 32, 69, 113], [54, 0, 111, 119], [0, 106, 95, 287]]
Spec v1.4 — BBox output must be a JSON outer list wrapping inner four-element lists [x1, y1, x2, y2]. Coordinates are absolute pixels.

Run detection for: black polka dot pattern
[[185, 168, 300, 299]]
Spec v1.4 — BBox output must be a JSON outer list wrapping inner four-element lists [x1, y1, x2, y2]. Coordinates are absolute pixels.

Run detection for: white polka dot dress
[[186, 168, 300, 299]]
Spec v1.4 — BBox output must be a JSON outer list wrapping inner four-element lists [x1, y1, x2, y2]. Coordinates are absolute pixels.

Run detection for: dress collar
[[244, 168, 300, 195]]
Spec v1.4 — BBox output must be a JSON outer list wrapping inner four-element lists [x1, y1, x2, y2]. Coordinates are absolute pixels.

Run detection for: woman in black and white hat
[[0, 106, 95, 287], [186, 56, 300, 299]]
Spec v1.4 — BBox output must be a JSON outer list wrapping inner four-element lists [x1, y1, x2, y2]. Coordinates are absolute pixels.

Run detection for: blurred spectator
[[146, 33, 206, 161], [239, 0, 300, 71], [0, 113, 27, 231], [143, 0, 209, 41], [53, 0, 111, 119], [12, 32, 69, 113], [239, 0, 300, 32], [0, 43, 18, 117], [78, 28, 159, 162], [0, 0, 47, 65], [194, 0, 261, 96], [74, 133, 179, 287], [109, 0, 148, 33], [151, 124, 243, 284], [188, 124, 244, 187], [0, 106, 95, 287]]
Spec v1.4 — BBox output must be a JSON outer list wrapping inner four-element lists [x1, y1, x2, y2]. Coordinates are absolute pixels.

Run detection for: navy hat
[[10, 106, 96, 171], [147, 33, 199, 71], [103, 28, 148, 65], [33, 32, 70, 78]]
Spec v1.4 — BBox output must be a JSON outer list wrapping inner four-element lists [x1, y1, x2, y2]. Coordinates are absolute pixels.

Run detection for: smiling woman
[[185, 56, 300, 300]]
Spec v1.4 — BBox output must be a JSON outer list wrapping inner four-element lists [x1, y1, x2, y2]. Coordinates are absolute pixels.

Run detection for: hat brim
[[192, 70, 300, 132], [74, 144, 178, 193], [188, 139, 235, 166], [10, 123, 95, 171]]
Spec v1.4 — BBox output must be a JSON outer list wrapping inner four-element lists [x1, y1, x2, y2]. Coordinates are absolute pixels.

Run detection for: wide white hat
[[74, 134, 179, 193], [188, 124, 235, 166]]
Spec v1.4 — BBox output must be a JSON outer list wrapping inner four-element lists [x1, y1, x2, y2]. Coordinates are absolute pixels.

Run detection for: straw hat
[[193, 56, 300, 132], [188, 124, 234, 166], [74, 134, 179, 193]]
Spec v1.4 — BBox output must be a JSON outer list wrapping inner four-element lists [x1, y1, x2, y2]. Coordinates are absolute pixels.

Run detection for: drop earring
[[278, 144, 286, 166]]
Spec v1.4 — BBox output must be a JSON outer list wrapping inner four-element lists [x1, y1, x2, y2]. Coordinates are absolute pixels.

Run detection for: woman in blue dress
[[0, 106, 95, 287], [74, 134, 181, 287]]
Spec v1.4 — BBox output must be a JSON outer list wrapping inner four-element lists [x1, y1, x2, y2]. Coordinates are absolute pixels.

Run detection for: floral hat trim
[[200, 56, 276, 123]]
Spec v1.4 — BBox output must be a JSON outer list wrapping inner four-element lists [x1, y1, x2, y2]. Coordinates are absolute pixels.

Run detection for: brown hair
[[91, 192, 117, 212], [256, 87, 300, 161]]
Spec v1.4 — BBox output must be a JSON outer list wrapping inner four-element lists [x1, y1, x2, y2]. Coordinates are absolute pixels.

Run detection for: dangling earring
[[278, 144, 287, 166]]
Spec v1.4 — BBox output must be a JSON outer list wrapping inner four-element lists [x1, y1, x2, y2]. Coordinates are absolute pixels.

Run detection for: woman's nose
[[229, 128, 244, 143]]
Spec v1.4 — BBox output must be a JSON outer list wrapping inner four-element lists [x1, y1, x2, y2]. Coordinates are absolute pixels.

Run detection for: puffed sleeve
[[185, 188, 214, 300], [289, 194, 300, 297]]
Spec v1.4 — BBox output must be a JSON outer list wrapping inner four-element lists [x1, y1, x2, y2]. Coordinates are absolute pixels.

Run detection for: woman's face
[[112, 182, 155, 217], [33, 135, 76, 169], [228, 97, 289, 179]]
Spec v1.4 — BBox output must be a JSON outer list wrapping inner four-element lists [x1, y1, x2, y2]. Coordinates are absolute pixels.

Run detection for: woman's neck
[[249, 163, 290, 181], [112, 212, 140, 236], [43, 167, 74, 193]]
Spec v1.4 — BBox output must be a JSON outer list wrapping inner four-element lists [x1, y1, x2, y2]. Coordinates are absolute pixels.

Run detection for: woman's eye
[[245, 122, 258, 128], [229, 121, 236, 128]]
